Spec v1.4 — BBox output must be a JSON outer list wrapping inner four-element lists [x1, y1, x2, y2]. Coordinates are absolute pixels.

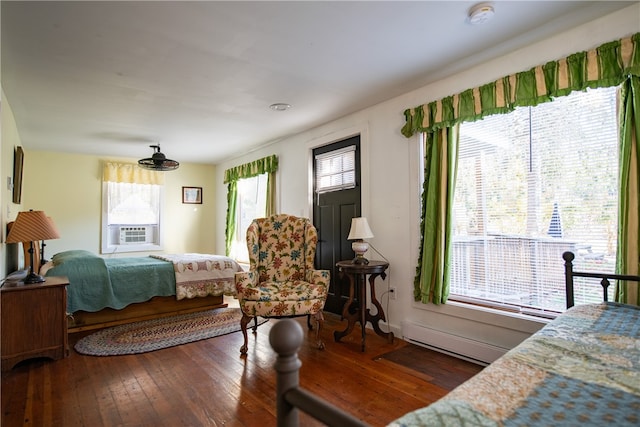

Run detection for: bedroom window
[[450, 86, 619, 314], [230, 173, 268, 263], [101, 163, 164, 254], [224, 155, 278, 261]]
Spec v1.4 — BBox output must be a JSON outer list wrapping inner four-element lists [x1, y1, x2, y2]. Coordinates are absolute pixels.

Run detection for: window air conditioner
[[118, 226, 152, 244]]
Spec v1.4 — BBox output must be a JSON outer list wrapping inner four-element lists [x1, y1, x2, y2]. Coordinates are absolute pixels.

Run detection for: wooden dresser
[[1, 275, 69, 371]]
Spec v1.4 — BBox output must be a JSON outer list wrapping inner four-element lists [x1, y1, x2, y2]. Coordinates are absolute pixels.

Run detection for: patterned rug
[[74, 307, 267, 356]]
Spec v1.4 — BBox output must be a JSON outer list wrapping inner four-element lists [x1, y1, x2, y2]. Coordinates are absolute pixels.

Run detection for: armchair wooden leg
[[313, 311, 325, 350], [239, 312, 254, 355]]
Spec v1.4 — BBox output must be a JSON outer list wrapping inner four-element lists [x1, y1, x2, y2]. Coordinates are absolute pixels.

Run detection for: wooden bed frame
[[9, 237, 233, 333], [67, 294, 228, 333]]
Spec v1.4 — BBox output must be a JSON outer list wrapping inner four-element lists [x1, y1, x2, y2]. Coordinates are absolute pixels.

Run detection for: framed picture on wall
[[182, 187, 202, 204], [12, 146, 24, 204]]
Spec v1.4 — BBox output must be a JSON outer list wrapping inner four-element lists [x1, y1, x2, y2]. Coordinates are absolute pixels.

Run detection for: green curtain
[[414, 127, 458, 304], [404, 33, 640, 304], [223, 155, 278, 256], [616, 75, 640, 305]]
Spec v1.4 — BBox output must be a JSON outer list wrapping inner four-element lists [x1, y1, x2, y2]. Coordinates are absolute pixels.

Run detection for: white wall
[[215, 5, 640, 362]]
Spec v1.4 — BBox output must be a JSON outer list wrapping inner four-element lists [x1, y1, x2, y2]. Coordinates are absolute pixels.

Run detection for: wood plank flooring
[[2, 309, 483, 426]]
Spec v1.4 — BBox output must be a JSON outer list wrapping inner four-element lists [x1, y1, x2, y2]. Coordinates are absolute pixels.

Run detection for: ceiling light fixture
[[269, 103, 291, 111], [468, 2, 495, 25], [138, 144, 179, 171]]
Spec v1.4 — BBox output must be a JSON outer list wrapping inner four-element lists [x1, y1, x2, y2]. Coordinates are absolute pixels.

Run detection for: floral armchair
[[234, 214, 330, 354]]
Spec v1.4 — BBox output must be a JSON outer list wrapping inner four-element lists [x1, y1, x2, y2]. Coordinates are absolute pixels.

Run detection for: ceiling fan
[[138, 144, 179, 171]]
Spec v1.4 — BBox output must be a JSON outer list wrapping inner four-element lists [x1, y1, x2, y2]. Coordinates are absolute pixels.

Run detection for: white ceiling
[[2, 1, 636, 165]]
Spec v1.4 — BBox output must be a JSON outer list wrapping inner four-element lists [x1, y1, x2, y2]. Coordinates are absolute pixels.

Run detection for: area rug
[[74, 307, 267, 356]]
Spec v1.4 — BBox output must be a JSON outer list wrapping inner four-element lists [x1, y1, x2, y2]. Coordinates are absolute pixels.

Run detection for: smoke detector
[[468, 3, 495, 25]]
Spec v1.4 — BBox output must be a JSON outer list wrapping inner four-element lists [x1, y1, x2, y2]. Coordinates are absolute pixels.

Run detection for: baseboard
[[402, 320, 508, 365]]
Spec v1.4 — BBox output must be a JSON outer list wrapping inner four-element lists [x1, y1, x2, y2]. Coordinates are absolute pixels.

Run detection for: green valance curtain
[[223, 154, 278, 256], [406, 33, 640, 305], [403, 33, 640, 137]]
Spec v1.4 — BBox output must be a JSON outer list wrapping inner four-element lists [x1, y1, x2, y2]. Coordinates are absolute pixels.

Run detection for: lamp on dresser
[[6, 210, 61, 284], [347, 217, 374, 265]]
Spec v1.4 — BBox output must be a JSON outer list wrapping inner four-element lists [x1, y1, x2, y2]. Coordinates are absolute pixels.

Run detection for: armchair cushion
[[237, 279, 328, 303]]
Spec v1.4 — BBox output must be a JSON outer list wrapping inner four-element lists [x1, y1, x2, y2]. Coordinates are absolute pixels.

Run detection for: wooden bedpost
[[270, 319, 304, 427], [563, 251, 575, 308]]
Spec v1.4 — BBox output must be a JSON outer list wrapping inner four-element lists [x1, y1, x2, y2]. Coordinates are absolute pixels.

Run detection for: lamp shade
[[347, 217, 374, 240], [6, 210, 61, 243]]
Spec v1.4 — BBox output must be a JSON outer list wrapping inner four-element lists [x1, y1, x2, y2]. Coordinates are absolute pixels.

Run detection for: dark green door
[[313, 136, 361, 314]]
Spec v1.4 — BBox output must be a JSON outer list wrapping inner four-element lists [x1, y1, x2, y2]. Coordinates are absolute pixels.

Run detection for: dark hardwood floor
[[2, 308, 483, 426]]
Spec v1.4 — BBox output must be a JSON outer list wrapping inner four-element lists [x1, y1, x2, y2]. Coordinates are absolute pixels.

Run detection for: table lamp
[[347, 217, 374, 265], [6, 210, 61, 284]]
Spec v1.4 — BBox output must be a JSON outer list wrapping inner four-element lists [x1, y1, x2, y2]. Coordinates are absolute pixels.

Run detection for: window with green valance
[[224, 155, 278, 257], [406, 32, 640, 307]]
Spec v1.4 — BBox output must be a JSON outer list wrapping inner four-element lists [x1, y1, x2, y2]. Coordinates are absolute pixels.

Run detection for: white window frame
[[447, 86, 619, 315], [229, 173, 268, 263], [101, 181, 164, 254]]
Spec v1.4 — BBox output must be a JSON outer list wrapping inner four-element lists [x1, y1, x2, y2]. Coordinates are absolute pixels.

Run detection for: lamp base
[[24, 272, 45, 284], [352, 255, 370, 265], [351, 240, 370, 265]]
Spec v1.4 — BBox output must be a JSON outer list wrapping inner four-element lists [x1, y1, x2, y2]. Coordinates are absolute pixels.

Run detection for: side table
[[1, 275, 69, 371], [334, 260, 394, 351]]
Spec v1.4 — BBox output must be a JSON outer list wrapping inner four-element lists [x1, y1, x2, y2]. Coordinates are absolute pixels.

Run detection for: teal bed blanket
[[45, 250, 176, 313]]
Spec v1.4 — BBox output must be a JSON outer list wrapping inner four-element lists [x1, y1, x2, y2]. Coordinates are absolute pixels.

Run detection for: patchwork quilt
[[151, 253, 243, 299], [389, 303, 640, 427]]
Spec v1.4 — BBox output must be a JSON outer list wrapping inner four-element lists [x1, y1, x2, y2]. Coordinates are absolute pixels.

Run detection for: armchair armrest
[[234, 270, 259, 298], [306, 269, 330, 292]]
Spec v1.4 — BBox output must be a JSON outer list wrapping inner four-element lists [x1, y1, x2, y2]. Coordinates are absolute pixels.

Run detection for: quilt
[[389, 303, 640, 427], [45, 250, 176, 313], [150, 253, 243, 300]]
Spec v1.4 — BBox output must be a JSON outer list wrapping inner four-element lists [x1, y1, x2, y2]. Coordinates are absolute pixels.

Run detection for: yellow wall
[[17, 150, 218, 263], [2, 87, 218, 275], [1, 91, 25, 276]]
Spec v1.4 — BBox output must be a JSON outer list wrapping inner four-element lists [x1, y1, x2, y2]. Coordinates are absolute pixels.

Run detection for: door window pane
[[315, 145, 356, 193]]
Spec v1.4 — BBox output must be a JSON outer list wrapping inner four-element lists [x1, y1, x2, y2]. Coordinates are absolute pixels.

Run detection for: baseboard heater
[[402, 321, 508, 366]]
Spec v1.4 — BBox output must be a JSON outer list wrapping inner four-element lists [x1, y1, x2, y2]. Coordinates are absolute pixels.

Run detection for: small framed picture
[[182, 187, 202, 204]]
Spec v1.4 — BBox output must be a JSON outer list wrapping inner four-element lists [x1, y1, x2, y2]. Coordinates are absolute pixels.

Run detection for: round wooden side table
[[334, 260, 394, 351]]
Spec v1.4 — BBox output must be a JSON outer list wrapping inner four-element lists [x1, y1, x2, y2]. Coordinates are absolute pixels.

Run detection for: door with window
[[313, 136, 361, 314]]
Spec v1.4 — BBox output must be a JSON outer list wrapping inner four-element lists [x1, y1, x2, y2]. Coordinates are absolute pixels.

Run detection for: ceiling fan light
[[138, 144, 180, 171]]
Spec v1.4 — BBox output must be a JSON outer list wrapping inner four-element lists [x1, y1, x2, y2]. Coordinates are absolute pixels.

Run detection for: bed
[[42, 250, 243, 332], [270, 251, 640, 427]]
